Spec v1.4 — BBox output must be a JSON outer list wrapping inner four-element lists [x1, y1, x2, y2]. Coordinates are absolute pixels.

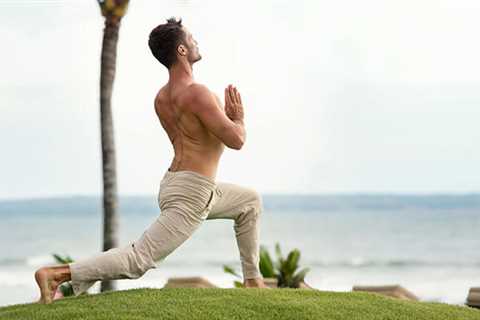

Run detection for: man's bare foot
[[34, 265, 71, 304], [243, 278, 271, 289]]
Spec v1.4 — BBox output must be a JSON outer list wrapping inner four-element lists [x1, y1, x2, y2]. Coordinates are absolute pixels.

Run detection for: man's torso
[[154, 83, 225, 181]]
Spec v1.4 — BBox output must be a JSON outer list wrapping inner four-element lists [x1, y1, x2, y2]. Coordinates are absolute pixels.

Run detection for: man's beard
[[190, 52, 202, 64]]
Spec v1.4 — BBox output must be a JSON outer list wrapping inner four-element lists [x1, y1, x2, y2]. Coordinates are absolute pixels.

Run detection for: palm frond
[[292, 267, 310, 287], [285, 249, 300, 274], [259, 246, 276, 278], [223, 265, 242, 279], [97, 0, 129, 19], [52, 253, 74, 264], [274, 242, 283, 262]]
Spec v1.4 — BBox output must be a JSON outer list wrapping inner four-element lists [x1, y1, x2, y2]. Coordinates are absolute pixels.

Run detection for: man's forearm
[[233, 119, 246, 145]]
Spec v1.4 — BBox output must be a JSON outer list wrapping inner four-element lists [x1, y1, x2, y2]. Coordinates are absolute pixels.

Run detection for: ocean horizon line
[[1, 192, 479, 203], [0, 193, 479, 215]]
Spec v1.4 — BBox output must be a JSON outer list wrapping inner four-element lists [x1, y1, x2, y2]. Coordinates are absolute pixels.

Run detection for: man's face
[[182, 27, 201, 63]]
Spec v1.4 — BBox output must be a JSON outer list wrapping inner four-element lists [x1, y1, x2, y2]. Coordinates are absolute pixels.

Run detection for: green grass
[[1, 288, 479, 320]]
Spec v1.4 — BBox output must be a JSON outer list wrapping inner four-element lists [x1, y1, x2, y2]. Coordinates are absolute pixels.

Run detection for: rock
[[163, 277, 218, 288], [352, 284, 419, 301], [263, 277, 278, 288], [466, 287, 480, 309]]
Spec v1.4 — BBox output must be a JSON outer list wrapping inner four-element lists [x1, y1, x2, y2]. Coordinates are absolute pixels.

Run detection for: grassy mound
[[1, 288, 479, 320]]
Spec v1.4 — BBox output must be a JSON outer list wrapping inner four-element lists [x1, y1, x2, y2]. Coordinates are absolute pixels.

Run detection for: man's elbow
[[230, 136, 245, 150], [232, 142, 244, 150]]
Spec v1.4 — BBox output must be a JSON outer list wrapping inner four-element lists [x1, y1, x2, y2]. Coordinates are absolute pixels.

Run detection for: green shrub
[[223, 242, 310, 288]]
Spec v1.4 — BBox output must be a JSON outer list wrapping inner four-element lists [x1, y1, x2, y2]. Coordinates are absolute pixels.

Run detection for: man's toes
[[37, 295, 52, 304]]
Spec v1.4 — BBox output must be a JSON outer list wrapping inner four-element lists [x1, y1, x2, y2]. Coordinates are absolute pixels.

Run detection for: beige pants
[[69, 169, 264, 296]]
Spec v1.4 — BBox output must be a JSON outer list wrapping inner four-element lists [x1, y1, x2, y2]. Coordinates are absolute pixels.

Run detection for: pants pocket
[[203, 190, 214, 212]]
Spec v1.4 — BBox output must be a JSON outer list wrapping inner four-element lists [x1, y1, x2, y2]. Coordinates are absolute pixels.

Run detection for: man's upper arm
[[186, 84, 243, 150]]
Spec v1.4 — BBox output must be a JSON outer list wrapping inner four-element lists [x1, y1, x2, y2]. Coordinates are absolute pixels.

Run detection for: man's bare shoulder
[[153, 86, 169, 116], [154, 84, 170, 104], [179, 83, 216, 111]]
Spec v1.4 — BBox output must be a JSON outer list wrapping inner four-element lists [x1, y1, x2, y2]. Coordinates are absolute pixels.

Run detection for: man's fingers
[[233, 87, 242, 105], [225, 87, 231, 106], [233, 87, 239, 104], [225, 84, 243, 110], [229, 86, 236, 104]]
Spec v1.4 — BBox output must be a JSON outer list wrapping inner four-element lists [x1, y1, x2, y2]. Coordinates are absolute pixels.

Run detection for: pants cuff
[[69, 262, 96, 296]]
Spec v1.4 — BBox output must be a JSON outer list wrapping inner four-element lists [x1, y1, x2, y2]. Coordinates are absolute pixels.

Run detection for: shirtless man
[[34, 17, 267, 304]]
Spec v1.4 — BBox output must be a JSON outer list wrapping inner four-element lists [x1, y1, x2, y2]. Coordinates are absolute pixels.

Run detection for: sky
[[1, 0, 479, 199]]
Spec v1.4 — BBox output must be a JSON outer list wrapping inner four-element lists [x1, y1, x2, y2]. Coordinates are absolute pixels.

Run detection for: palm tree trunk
[[99, 17, 120, 293]]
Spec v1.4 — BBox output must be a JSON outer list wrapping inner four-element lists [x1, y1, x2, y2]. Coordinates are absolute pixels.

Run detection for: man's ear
[[177, 44, 187, 56]]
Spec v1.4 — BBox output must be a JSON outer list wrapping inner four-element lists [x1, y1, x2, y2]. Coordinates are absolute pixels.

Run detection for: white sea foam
[[26, 255, 54, 267]]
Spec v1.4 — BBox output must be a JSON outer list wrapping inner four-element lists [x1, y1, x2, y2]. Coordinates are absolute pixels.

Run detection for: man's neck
[[168, 59, 194, 85]]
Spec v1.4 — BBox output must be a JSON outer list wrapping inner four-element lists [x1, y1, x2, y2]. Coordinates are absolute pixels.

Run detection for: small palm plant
[[271, 243, 310, 288], [223, 242, 310, 288], [222, 265, 244, 288], [52, 253, 75, 297]]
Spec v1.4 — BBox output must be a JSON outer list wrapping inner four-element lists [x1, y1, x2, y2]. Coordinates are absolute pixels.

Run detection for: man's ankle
[[52, 265, 72, 282]]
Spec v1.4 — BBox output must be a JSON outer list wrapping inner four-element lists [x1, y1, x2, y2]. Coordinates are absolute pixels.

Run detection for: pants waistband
[[164, 169, 216, 187]]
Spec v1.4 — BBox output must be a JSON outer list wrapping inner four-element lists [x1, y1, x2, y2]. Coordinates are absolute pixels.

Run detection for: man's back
[[154, 82, 232, 181]]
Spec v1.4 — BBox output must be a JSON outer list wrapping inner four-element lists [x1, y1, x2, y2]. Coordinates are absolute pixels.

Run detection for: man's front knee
[[250, 190, 263, 216], [239, 190, 263, 222]]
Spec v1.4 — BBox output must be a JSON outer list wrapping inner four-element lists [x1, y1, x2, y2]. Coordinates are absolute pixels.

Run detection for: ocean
[[0, 194, 479, 307]]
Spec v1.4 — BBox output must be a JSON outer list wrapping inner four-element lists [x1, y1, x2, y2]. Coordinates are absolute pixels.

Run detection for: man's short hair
[[148, 17, 186, 69]]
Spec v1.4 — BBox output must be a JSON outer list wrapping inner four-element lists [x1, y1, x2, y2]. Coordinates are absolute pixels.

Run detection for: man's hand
[[225, 84, 244, 122]]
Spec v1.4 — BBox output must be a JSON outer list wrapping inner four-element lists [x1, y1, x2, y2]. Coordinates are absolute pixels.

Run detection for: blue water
[[1, 194, 479, 307]]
